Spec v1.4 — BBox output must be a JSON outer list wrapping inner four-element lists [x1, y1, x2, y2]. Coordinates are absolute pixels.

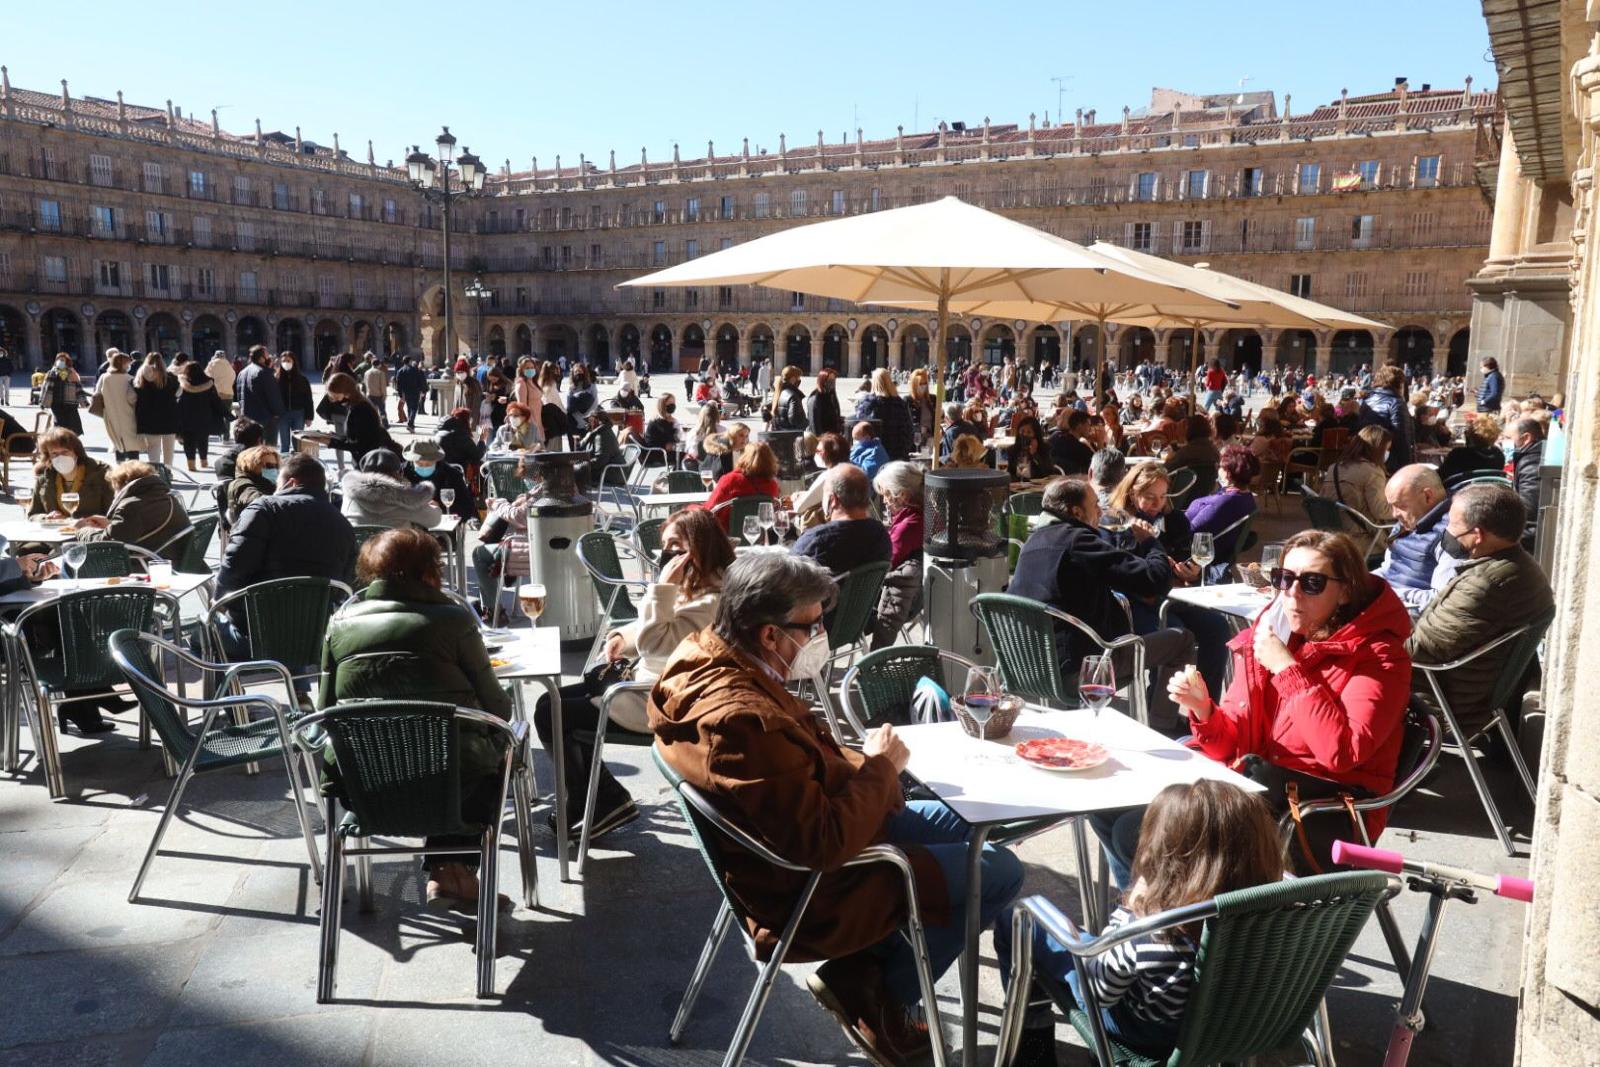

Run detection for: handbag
[[1237, 755, 1366, 874], [583, 656, 636, 697], [88, 390, 105, 417]]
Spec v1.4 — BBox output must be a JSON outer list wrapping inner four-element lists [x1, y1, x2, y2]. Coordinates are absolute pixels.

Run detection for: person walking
[[38, 352, 84, 435], [362, 354, 390, 427], [274, 352, 315, 454], [175, 361, 226, 470], [93, 350, 142, 461], [235, 345, 286, 447], [205, 348, 236, 436], [394, 357, 429, 433], [132, 352, 180, 468]]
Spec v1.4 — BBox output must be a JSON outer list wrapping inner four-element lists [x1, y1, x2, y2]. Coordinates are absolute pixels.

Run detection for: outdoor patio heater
[[759, 428, 808, 498], [922, 468, 1008, 664], [522, 451, 600, 642]]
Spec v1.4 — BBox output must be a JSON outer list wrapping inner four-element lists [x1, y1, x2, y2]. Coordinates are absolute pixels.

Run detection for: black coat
[[772, 385, 808, 431], [216, 488, 357, 602], [325, 398, 396, 463], [1008, 518, 1175, 668], [1358, 387, 1414, 473], [176, 383, 225, 439], [1513, 439, 1544, 544], [854, 394, 914, 460], [1046, 430, 1094, 475], [408, 462, 477, 520], [1437, 445, 1505, 490], [807, 388, 844, 437], [133, 375, 180, 436], [436, 418, 485, 473], [278, 369, 315, 420]]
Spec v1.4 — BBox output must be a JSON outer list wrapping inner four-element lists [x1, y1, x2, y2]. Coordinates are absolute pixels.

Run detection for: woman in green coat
[[320, 527, 512, 912]]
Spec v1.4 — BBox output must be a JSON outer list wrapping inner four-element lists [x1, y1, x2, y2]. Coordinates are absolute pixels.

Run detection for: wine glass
[[62, 542, 87, 590], [1099, 508, 1131, 534], [1191, 532, 1215, 587], [700, 468, 716, 492], [962, 666, 1003, 744], [517, 583, 546, 622], [758, 501, 776, 543], [1258, 542, 1285, 592], [741, 515, 762, 547], [1078, 654, 1116, 719], [773, 506, 792, 542], [59, 491, 80, 518], [440, 487, 457, 511]]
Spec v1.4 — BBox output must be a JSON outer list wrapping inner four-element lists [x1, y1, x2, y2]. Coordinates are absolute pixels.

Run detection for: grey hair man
[[793, 464, 891, 576], [1088, 446, 1127, 508], [1374, 463, 1456, 613], [648, 548, 1024, 1066]]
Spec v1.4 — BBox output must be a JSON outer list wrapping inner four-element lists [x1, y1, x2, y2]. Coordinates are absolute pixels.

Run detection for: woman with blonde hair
[[133, 352, 180, 467], [907, 367, 936, 447], [948, 433, 989, 469], [1319, 424, 1392, 532], [853, 366, 915, 459]]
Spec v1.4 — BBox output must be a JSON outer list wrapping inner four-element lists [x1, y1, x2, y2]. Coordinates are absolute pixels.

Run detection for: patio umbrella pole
[[930, 274, 950, 470]]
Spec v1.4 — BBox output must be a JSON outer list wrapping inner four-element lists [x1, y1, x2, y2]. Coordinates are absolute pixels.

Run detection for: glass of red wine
[[1078, 654, 1116, 718], [962, 666, 1003, 743]]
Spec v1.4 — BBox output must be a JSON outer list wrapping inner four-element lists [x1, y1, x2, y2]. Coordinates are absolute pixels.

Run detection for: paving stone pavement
[[0, 374, 1530, 1065]]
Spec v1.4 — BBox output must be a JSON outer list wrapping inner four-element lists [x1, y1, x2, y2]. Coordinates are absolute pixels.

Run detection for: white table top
[[1167, 582, 1272, 622], [485, 626, 563, 680], [901, 707, 1262, 825], [0, 520, 79, 544], [0, 571, 212, 606], [636, 490, 711, 508]]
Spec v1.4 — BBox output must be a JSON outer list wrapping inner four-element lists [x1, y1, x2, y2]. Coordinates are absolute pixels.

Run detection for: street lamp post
[[406, 128, 486, 367], [464, 276, 493, 358]]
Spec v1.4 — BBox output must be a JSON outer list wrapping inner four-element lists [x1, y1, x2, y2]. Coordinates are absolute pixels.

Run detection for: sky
[[4, 1, 1498, 171]]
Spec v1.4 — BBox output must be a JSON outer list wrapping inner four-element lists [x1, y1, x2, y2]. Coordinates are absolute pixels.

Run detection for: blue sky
[[5, 1, 1496, 170]]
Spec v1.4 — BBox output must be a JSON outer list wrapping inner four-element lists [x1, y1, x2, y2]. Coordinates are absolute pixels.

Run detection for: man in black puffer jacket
[[217, 453, 356, 605], [1510, 417, 1545, 548]]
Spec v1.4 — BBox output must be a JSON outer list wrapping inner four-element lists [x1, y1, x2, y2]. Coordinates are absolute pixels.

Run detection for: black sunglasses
[[1269, 567, 1345, 595]]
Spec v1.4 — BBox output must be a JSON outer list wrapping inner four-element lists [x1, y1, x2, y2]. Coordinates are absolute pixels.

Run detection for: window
[[1358, 160, 1380, 188], [233, 175, 252, 204], [753, 191, 771, 218], [143, 161, 164, 193], [1182, 134, 1200, 148], [652, 289, 666, 309], [560, 245, 572, 266], [92, 205, 118, 235], [0, 251, 9, 280], [1411, 211, 1438, 240], [96, 260, 122, 290], [583, 205, 596, 228], [1240, 218, 1251, 248], [590, 243, 602, 267], [831, 189, 845, 215], [1415, 155, 1441, 189], [317, 275, 335, 305], [236, 220, 256, 252], [719, 286, 733, 308], [790, 291, 806, 311], [238, 270, 259, 298], [652, 240, 666, 266], [1296, 163, 1321, 194], [315, 226, 336, 256], [89, 154, 114, 187], [1344, 272, 1367, 298], [1129, 222, 1153, 251], [685, 239, 699, 259], [192, 215, 212, 247], [1294, 217, 1316, 249], [870, 187, 882, 211], [144, 210, 171, 242], [652, 199, 666, 223], [719, 194, 735, 220], [1134, 172, 1157, 201], [353, 277, 368, 304], [383, 198, 397, 223], [1402, 271, 1432, 297], [311, 188, 327, 214], [1288, 273, 1312, 298], [790, 189, 807, 216], [686, 289, 700, 309], [388, 279, 406, 307], [513, 286, 528, 310], [1240, 167, 1263, 196], [273, 181, 291, 210], [685, 196, 700, 222], [42, 255, 67, 284], [188, 170, 208, 196], [719, 237, 732, 251], [1350, 214, 1375, 248], [1184, 170, 1208, 199], [1180, 220, 1207, 251], [147, 263, 171, 292], [194, 267, 215, 296], [541, 246, 555, 268], [348, 192, 365, 218], [37, 200, 62, 231]]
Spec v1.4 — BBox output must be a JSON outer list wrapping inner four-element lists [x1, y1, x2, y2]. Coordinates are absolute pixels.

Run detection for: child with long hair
[[1002, 780, 1283, 1065]]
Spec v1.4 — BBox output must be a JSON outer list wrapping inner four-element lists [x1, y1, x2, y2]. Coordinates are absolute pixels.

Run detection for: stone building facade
[[1, 71, 1495, 379]]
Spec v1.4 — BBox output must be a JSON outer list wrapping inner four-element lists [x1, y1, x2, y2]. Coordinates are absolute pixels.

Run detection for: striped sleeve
[[1079, 907, 1197, 1025]]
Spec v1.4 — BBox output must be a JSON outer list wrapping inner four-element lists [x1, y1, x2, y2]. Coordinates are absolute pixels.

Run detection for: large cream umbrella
[[618, 196, 1238, 463]]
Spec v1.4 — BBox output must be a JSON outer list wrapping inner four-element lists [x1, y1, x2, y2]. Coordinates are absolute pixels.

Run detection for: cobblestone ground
[[0, 374, 1528, 1065]]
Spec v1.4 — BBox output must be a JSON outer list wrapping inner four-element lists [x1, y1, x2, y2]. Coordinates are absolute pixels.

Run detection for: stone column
[[1486, 123, 1529, 266], [223, 316, 237, 357], [736, 330, 750, 369], [846, 338, 862, 378], [180, 318, 195, 356], [1259, 329, 1280, 373], [1312, 331, 1333, 376], [24, 312, 42, 370], [889, 337, 904, 373]]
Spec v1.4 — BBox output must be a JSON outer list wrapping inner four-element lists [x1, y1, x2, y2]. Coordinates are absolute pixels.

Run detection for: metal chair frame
[[109, 630, 321, 900], [574, 679, 656, 874], [292, 703, 539, 1002], [1301, 486, 1392, 561], [971, 592, 1150, 726], [659, 758, 949, 1067], [837, 645, 980, 738], [201, 576, 355, 697], [802, 560, 892, 741], [576, 529, 653, 670], [1413, 624, 1544, 855], [4, 585, 181, 797]]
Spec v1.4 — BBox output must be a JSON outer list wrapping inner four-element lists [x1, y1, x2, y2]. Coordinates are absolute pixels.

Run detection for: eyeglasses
[[1268, 567, 1345, 595], [778, 618, 825, 641]]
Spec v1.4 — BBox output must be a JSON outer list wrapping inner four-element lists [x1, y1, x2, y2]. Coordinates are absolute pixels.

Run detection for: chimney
[[1395, 77, 1408, 90]]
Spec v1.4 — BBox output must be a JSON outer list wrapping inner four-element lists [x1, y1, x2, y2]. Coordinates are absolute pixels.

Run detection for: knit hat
[[453, 358, 470, 372]]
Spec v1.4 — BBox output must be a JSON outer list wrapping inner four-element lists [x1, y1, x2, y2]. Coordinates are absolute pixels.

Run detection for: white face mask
[[509, 416, 525, 429], [50, 454, 77, 476], [778, 625, 831, 681], [813, 453, 828, 469]]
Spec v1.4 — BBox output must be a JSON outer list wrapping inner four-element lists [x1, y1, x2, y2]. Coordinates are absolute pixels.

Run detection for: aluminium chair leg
[[512, 762, 539, 909], [670, 901, 735, 1045], [1307, 996, 1337, 1067], [36, 691, 65, 799], [1494, 707, 1539, 802], [577, 705, 613, 876], [475, 826, 499, 999], [902, 877, 950, 1067], [273, 724, 323, 885], [316, 802, 345, 1003], [1432, 691, 1517, 855], [354, 840, 374, 913], [724, 872, 823, 1067], [994, 909, 1036, 1067], [128, 752, 202, 902]]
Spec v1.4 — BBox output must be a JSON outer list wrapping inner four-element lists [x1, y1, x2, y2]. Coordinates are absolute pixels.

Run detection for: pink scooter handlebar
[[1332, 840, 1533, 903]]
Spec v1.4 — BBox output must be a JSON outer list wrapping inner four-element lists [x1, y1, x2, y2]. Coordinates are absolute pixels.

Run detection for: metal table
[[899, 707, 1263, 1067], [489, 626, 576, 881]]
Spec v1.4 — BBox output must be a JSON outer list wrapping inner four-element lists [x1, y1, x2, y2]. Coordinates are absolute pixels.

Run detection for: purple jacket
[[1185, 489, 1256, 561]]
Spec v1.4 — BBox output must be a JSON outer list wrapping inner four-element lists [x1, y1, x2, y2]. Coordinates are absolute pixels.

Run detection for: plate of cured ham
[[1014, 736, 1111, 773]]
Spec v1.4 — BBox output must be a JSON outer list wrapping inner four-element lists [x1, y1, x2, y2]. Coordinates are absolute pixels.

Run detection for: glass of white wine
[[60, 491, 81, 519], [518, 583, 546, 622], [440, 487, 457, 511], [1191, 532, 1215, 587], [1099, 508, 1131, 534], [741, 515, 762, 547], [772, 506, 791, 542], [62, 542, 87, 591], [757, 501, 776, 543]]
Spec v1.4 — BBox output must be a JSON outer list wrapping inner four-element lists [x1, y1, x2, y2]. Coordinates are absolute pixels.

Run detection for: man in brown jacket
[[650, 551, 1022, 1067], [1408, 483, 1554, 734]]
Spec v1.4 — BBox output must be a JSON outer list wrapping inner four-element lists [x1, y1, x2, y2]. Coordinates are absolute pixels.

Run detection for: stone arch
[[587, 323, 611, 369], [192, 314, 225, 359], [1028, 325, 1061, 369], [1220, 328, 1263, 376], [785, 324, 813, 372], [276, 318, 307, 359], [747, 323, 775, 364], [41, 308, 84, 364], [648, 323, 673, 370], [1389, 325, 1435, 371], [236, 315, 269, 353], [860, 325, 890, 373], [1118, 326, 1156, 370], [349, 319, 375, 356], [681, 323, 707, 372], [544, 324, 579, 362], [616, 323, 640, 362], [820, 323, 848, 371], [1447, 327, 1470, 377], [313, 318, 344, 370], [1071, 323, 1101, 369], [1332, 329, 1376, 375], [144, 312, 182, 356], [384, 321, 409, 358], [94, 309, 135, 357], [1277, 329, 1316, 372], [945, 322, 972, 363], [980, 323, 1016, 365], [901, 324, 931, 370], [0, 304, 24, 362], [418, 284, 448, 366], [713, 322, 739, 368], [1165, 327, 1202, 372], [486, 324, 507, 358]]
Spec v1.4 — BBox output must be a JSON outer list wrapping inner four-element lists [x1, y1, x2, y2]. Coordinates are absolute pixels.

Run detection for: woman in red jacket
[[703, 441, 781, 533], [1097, 529, 1412, 880]]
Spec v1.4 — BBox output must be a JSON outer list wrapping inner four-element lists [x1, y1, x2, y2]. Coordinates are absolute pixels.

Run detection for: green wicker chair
[[655, 468, 706, 494], [997, 872, 1392, 1066], [803, 560, 890, 740], [293, 700, 537, 1002], [6, 585, 175, 797], [482, 458, 536, 502], [63, 540, 141, 578], [109, 629, 320, 901], [1167, 463, 1216, 511], [651, 746, 950, 1067], [711, 494, 777, 541], [1414, 610, 1553, 855], [837, 644, 979, 736], [577, 529, 651, 668], [169, 512, 221, 575], [1300, 487, 1389, 562], [634, 516, 667, 572], [1008, 490, 1046, 518], [203, 576, 354, 695], [971, 592, 1149, 723]]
